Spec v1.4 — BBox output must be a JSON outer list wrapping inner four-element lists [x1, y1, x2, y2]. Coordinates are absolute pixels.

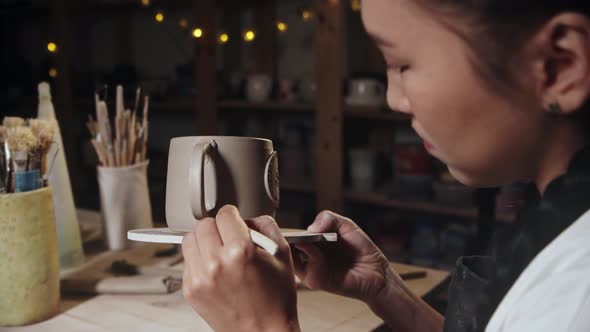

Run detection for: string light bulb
[[244, 30, 255, 42], [301, 9, 313, 22], [47, 42, 58, 53], [141, 0, 150, 7], [179, 18, 189, 29], [155, 12, 164, 23], [276, 21, 287, 33], [192, 28, 203, 38], [48, 68, 58, 78], [219, 33, 229, 43], [350, 0, 361, 12]]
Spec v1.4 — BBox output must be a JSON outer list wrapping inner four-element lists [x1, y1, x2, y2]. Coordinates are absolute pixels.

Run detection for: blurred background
[[0, 0, 522, 276]]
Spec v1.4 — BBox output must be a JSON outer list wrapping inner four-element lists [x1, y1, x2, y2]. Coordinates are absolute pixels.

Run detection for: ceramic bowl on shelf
[[345, 79, 386, 107], [246, 74, 272, 102]]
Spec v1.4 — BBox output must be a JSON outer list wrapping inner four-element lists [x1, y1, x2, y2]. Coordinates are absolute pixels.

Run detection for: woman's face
[[362, 0, 547, 186]]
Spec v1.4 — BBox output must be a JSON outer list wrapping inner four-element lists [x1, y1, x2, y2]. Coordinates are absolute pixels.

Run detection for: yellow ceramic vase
[[0, 187, 60, 326]]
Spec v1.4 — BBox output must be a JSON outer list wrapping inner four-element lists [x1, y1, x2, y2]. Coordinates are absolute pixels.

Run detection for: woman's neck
[[534, 121, 588, 194]]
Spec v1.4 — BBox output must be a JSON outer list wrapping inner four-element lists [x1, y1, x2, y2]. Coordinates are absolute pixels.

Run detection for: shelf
[[219, 100, 314, 114], [76, 98, 411, 121], [344, 191, 479, 220], [220, 100, 411, 121], [344, 191, 516, 223], [344, 106, 411, 121]]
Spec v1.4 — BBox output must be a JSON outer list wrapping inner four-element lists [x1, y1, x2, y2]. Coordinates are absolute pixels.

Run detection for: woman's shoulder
[[530, 208, 590, 272], [486, 209, 590, 331]]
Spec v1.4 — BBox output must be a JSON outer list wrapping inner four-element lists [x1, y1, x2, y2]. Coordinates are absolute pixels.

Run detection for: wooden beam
[[192, 0, 217, 135], [315, 0, 345, 213], [254, 0, 276, 77]]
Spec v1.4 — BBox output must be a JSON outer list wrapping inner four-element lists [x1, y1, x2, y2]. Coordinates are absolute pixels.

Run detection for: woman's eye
[[399, 65, 410, 73]]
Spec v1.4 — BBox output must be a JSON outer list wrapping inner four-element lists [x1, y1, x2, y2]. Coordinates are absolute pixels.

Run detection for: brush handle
[[248, 229, 278, 256]]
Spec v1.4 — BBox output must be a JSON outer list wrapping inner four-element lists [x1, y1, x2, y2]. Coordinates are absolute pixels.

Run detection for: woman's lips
[[412, 121, 434, 151]]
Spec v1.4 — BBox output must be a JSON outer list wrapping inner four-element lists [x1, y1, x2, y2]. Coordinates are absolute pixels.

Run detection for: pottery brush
[[1, 125, 12, 192], [86, 114, 108, 166], [115, 85, 124, 166], [86, 114, 98, 138], [0, 126, 6, 144], [133, 87, 141, 114], [97, 101, 114, 167], [121, 110, 131, 166], [3, 117, 25, 129], [0, 126, 6, 193], [133, 125, 144, 164], [29, 119, 55, 176], [6, 126, 36, 170], [94, 93, 101, 122], [141, 96, 149, 161], [129, 109, 136, 164], [91, 138, 107, 166]]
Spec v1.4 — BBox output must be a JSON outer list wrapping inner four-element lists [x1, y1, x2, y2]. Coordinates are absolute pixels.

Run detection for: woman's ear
[[536, 13, 590, 115]]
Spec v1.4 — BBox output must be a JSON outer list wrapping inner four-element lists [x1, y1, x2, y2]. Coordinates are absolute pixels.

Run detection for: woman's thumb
[[307, 210, 349, 233]]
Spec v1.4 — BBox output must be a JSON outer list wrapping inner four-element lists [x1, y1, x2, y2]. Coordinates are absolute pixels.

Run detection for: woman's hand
[[293, 211, 401, 304], [181, 205, 300, 332]]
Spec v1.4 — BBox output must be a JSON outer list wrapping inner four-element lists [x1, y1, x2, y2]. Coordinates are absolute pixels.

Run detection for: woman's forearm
[[367, 269, 444, 332]]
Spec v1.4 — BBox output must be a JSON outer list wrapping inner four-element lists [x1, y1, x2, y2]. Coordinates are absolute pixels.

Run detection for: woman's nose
[[387, 88, 411, 114]]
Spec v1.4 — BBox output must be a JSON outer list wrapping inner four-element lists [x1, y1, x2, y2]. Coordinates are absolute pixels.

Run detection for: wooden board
[[254, 0, 276, 77], [192, 0, 217, 135], [127, 228, 337, 245], [315, 0, 345, 213]]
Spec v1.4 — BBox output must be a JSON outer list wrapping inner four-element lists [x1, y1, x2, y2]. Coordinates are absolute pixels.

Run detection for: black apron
[[443, 146, 590, 332]]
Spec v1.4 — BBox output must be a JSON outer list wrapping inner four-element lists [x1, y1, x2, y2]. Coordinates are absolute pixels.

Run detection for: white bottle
[[37, 82, 85, 271]]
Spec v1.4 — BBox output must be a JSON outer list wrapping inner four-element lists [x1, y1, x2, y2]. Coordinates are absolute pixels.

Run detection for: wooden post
[[315, 0, 345, 213], [50, 0, 81, 192], [192, 0, 217, 135], [254, 0, 276, 77]]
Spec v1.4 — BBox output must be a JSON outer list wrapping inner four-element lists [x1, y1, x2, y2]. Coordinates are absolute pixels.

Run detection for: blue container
[[14, 170, 41, 193]]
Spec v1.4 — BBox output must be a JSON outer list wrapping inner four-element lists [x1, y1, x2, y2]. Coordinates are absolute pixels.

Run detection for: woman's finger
[[246, 215, 289, 259], [215, 205, 250, 247], [294, 243, 323, 263], [181, 230, 201, 295], [308, 210, 353, 233], [293, 243, 324, 275], [246, 215, 281, 240], [195, 217, 223, 260]]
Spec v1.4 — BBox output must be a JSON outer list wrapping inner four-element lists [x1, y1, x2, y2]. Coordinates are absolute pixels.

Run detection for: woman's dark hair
[[414, 1, 590, 130]]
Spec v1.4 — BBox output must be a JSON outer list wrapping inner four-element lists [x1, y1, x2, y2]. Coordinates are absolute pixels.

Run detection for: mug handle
[[264, 151, 280, 208], [189, 140, 219, 219]]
